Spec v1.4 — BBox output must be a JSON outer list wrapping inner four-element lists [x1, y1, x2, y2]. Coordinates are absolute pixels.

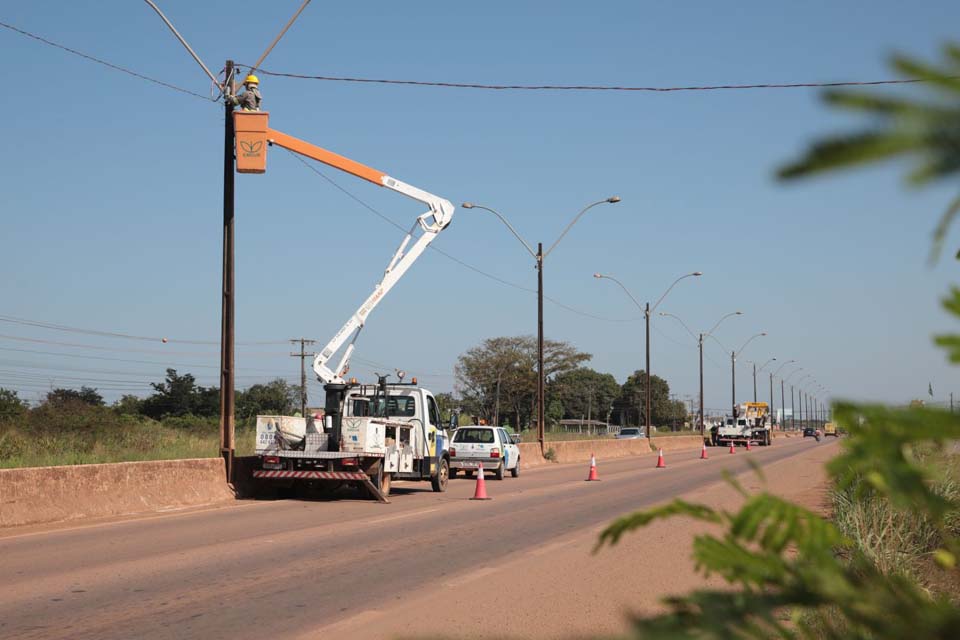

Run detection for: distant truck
[[823, 422, 838, 437], [716, 402, 772, 447]]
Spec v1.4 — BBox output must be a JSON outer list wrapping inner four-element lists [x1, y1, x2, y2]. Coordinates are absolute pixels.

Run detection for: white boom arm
[[249, 125, 454, 385], [311, 178, 453, 384]]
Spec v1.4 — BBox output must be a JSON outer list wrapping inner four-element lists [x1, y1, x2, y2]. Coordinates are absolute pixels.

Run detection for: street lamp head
[[692, 271, 703, 276], [461, 202, 474, 209], [606, 196, 621, 203], [593, 272, 604, 279], [735, 311, 743, 315], [761, 332, 768, 336]]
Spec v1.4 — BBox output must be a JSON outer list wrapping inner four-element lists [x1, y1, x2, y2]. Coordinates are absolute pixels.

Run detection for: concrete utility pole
[[219, 60, 236, 482], [290, 338, 316, 416]]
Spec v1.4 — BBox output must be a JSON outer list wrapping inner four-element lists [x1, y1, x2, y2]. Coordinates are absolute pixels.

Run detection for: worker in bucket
[[228, 74, 261, 111]]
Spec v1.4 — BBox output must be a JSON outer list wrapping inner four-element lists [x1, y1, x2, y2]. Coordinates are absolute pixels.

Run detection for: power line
[[285, 150, 637, 323], [251, 66, 935, 93], [0, 20, 212, 101], [0, 345, 290, 374], [0, 314, 292, 345], [0, 333, 294, 357]]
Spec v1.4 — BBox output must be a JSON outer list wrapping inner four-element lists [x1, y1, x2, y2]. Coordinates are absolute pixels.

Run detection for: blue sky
[[2, 0, 959, 411]]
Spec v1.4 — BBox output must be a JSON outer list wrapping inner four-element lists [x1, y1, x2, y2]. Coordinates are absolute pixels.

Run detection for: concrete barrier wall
[[650, 435, 706, 452], [532, 439, 654, 465], [0, 458, 234, 529]]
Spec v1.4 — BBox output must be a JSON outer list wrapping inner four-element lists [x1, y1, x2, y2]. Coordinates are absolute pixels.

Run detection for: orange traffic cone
[[470, 463, 491, 500], [746, 439, 752, 451], [586, 454, 600, 481], [700, 442, 709, 459], [729, 442, 736, 454], [656, 448, 666, 468]]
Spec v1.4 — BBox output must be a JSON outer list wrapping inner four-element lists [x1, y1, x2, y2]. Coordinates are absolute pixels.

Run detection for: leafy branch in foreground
[[778, 44, 960, 260], [590, 41, 960, 640]]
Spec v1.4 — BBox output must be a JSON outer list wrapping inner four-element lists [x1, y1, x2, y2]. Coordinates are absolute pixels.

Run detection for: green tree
[[112, 394, 143, 416], [44, 386, 104, 407], [454, 335, 591, 430], [236, 379, 299, 420], [613, 370, 672, 427], [434, 392, 458, 425], [779, 44, 960, 260], [0, 388, 27, 420], [141, 369, 218, 419], [548, 367, 620, 424]]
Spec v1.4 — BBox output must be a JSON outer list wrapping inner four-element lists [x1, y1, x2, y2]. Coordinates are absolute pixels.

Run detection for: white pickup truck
[[449, 426, 520, 480]]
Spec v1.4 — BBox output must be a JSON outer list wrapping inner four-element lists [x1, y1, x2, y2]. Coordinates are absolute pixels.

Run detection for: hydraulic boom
[[248, 120, 454, 384]]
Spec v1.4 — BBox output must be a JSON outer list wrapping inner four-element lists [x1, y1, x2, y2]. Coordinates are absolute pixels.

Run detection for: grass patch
[[0, 402, 257, 468]]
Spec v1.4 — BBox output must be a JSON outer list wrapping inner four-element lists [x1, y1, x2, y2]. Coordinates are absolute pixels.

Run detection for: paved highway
[[0, 437, 831, 639]]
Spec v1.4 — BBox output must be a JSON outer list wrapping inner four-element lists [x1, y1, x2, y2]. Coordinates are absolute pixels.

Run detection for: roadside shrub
[[543, 447, 556, 461]]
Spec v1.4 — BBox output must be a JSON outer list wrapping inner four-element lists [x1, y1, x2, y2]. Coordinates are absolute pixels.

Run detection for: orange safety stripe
[[266, 129, 386, 185]]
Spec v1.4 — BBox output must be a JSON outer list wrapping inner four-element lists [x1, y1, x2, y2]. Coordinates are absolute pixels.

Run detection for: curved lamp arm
[[545, 197, 620, 258], [462, 202, 537, 259]]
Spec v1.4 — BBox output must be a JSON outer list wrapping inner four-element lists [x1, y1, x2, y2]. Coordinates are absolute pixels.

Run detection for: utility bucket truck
[[717, 402, 772, 447], [234, 111, 455, 502]]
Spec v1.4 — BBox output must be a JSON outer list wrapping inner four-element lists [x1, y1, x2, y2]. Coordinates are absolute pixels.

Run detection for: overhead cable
[[285, 150, 637, 323], [142, 1, 222, 90], [0, 314, 292, 346], [250, 66, 935, 93], [249, 0, 312, 73], [0, 20, 212, 100]]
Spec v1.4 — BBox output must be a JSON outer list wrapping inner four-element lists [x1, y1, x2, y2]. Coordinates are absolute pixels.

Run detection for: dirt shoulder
[[315, 439, 840, 640]]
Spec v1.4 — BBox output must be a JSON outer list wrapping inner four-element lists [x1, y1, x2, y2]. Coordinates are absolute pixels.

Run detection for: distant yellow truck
[[823, 422, 838, 437]]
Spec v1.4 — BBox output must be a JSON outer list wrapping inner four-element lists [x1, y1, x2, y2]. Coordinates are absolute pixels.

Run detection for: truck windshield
[[454, 428, 495, 444], [350, 395, 417, 418]]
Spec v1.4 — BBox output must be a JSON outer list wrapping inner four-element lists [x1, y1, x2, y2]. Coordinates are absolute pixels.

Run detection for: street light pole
[[780, 378, 785, 428], [791, 385, 796, 430], [597, 272, 701, 437], [465, 197, 620, 453], [770, 360, 796, 429], [659, 310, 741, 442], [536, 241, 544, 449], [699, 333, 704, 436], [729, 333, 766, 415], [645, 302, 651, 434]]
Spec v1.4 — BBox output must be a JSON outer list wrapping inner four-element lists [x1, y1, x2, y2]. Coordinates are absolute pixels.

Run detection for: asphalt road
[[0, 437, 824, 639]]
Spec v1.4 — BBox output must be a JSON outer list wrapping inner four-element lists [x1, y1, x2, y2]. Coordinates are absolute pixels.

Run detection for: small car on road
[[449, 426, 520, 480], [803, 427, 817, 438], [616, 427, 645, 439]]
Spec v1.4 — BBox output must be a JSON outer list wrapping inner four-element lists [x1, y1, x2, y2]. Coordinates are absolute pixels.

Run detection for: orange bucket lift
[[233, 111, 270, 173]]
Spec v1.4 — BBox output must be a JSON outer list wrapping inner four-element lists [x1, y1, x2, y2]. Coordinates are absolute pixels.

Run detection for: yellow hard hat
[[244, 74, 259, 85]]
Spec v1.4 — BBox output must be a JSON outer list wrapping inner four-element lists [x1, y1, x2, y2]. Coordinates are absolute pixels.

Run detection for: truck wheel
[[511, 458, 520, 478], [494, 462, 505, 481], [432, 457, 449, 492], [450, 468, 458, 479], [368, 466, 392, 497], [465, 470, 474, 478]]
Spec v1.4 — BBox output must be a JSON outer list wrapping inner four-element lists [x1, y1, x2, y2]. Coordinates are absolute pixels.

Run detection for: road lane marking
[[530, 538, 576, 556], [445, 566, 499, 587], [296, 609, 384, 637], [365, 507, 439, 525]]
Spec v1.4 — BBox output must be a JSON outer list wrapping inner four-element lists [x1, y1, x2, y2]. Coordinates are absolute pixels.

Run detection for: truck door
[[498, 428, 517, 469]]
